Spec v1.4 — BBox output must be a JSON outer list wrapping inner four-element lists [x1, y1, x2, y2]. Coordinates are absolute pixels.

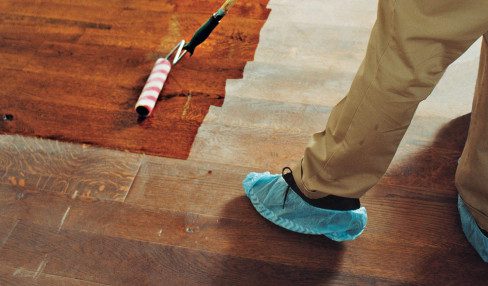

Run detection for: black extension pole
[[183, 0, 237, 55]]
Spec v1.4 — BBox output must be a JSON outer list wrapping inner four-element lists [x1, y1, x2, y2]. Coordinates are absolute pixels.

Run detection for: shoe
[[458, 195, 488, 262], [243, 168, 367, 242], [281, 167, 361, 211]]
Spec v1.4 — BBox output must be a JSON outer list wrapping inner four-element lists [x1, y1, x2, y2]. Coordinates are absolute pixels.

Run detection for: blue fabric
[[243, 172, 367, 241], [458, 195, 488, 262]]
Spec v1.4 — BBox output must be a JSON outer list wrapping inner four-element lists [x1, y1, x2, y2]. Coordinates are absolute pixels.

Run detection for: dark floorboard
[[0, 0, 270, 159]]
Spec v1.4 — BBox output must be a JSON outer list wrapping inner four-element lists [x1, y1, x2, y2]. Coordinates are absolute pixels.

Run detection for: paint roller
[[135, 0, 238, 118]]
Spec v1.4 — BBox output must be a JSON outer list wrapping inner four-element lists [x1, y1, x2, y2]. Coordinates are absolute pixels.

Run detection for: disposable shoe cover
[[458, 195, 488, 262], [243, 172, 367, 242]]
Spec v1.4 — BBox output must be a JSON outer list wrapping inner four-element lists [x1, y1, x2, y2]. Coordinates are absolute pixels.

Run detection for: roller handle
[[183, 13, 224, 55]]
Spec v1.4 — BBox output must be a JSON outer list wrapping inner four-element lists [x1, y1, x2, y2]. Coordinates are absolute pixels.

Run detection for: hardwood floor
[[0, 0, 270, 159], [0, 135, 142, 201], [1, 0, 488, 285], [1, 123, 487, 285]]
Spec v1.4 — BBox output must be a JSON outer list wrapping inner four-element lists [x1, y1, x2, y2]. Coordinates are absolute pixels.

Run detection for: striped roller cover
[[135, 58, 172, 117]]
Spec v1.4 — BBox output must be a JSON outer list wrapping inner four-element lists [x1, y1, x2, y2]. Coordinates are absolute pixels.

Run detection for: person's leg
[[456, 35, 488, 262], [244, 0, 488, 241], [292, 0, 488, 199]]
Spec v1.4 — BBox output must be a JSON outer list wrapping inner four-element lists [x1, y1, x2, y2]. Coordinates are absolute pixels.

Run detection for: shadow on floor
[[216, 196, 345, 285], [215, 114, 488, 285], [381, 113, 488, 285]]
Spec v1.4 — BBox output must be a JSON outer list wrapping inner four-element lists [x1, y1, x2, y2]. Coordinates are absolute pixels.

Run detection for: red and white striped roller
[[135, 58, 172, 117]]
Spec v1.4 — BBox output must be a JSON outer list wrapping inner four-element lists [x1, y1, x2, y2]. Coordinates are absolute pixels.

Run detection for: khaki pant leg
[[293, 0, 488, 199], [456, 35, 488, 232]]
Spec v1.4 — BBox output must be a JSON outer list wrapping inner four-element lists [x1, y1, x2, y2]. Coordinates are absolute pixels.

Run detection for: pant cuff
[[291, 158, 329, 200]]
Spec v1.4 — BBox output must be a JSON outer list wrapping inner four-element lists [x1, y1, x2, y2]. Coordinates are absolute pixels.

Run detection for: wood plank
[[189, 110, 467, 171], [78, 9, 266, 52], [200, 97, 466, 154], [0, 135, 142, 201], [125, 155, 463, 251], [1, 184, 486, 285], [0, 0, 270, 158], [125, 155, 468, 249], [0, 12, 111, 31], [0, 264, 105, 286], [189, 122, 309, 170], [0, 188, 69, 230], [202, 96, 331, 133], [0, 134, 484, 284], [2, 0, 270, 19], [71, 192, 471, 257], [0, 94, 216, 158], [1, 1, 122, 23], [0, 70, 221, 118], [225, 61, 360, 108], [125, 156, 264, 217], [21, 41, 246, 98], [383, 146, 460, 194], [0, 13, 85, 44], [0, 69, 23, 98], [0, 216, 18, 250], [174, 0, 270, 19], [383, 114, 470, 193], [1, 0, 486, 285], [0, 38, 249, 159], [0, 38, 41, 70], [0, 219, 389, 286]]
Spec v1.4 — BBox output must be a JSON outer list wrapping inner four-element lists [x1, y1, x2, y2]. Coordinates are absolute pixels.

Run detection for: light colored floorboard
[[190, 0, 480, 169]]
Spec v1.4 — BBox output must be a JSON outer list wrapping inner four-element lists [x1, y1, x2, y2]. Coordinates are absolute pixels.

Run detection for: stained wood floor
[[0, 0, 269, 159], [1, 0, 488, 285]]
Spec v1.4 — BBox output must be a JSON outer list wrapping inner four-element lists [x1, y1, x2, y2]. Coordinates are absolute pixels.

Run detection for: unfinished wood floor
[[2, 0, 488, 285]]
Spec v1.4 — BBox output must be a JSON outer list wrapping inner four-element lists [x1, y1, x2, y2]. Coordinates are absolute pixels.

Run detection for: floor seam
[[122, 156, 145, 203]]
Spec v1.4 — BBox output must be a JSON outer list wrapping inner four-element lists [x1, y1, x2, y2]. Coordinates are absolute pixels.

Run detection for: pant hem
[[291, 159, 330, 199]]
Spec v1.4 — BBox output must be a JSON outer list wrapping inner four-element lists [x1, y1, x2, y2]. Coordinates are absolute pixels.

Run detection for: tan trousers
[[292, 1, 488, 229], [457, 38, 488, 232]]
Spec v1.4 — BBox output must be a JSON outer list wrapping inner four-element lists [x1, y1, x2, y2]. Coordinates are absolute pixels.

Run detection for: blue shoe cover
[[458, 195, 488, 262], [243, 172, 367, 241]]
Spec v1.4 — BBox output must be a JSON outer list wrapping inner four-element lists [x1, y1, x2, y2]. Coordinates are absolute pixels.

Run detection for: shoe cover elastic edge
[[458, 195, 488, 262]]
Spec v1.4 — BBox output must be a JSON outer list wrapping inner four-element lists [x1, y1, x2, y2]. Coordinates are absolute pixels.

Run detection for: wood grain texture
[[0, 216, 18, 250], [0, 151, 487, 286], [0, 0, 270, 159], [125, 116, 486, 285], [126, 154, 468, 250], [0, 135, 142, 201], [0, 115, 486, 285], [0, 210, 372, 286], [0, 264, 105, 286], [1, 0, 488, 285]]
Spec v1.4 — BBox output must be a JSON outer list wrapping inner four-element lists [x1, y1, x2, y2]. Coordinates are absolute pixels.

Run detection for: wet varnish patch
[[0, 0, 270, 159]]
